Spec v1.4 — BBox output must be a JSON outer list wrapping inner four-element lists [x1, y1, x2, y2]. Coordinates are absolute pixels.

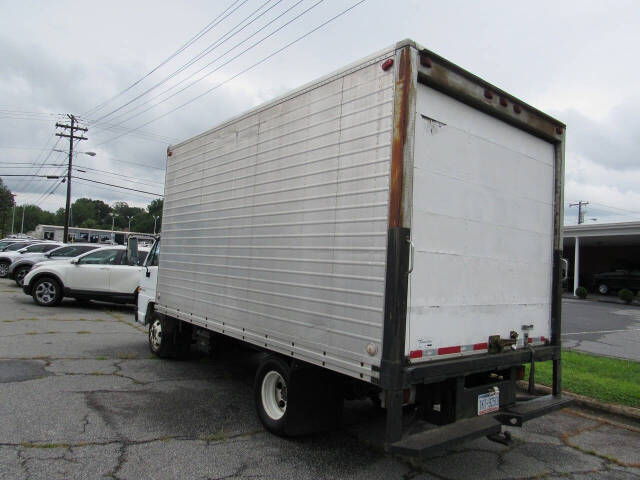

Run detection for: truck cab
[[136, 237, 159, 325]]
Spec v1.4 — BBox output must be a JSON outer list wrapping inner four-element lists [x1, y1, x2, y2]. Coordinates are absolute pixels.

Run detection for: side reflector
[[381, 58, 394, 71], [438, 346, 461, 355], [409, 350, 423, 359], [473, 342, 488, 351]]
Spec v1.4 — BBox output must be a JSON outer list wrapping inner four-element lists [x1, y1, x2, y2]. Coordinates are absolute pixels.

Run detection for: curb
[[516, 381, 640, 422], [562, 294, 639, 307]]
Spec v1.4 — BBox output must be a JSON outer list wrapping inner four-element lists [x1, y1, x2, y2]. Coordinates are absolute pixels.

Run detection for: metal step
[[498, 394, 573, 427], [389, 415, 502, 456]]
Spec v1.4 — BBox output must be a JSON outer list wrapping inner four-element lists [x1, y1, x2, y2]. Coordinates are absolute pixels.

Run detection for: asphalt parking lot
[[563, 297, 640, 361], [0, 280, 639, 480]]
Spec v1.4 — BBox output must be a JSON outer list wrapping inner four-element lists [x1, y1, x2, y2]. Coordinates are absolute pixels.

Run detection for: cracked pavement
[[0, 281, 638, 479]]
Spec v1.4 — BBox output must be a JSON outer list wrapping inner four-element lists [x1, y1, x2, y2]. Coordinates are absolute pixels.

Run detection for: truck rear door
[[407, 83, 555, 361]]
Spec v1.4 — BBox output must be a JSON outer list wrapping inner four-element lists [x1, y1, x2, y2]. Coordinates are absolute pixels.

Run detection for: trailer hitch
[[488, 331, 519, 354]]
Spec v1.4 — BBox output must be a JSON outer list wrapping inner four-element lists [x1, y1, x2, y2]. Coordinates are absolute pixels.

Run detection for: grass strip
[[526, 350, 640, 408]]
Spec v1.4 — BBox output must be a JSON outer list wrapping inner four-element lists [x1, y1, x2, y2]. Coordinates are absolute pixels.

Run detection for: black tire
[[148, 314, 175, 358], [14, 266, 31, 287], [254, 356, 343, 437], [31, 277, 63, 307], [0, 260, 10, 278], [254, 356, 292, 436]]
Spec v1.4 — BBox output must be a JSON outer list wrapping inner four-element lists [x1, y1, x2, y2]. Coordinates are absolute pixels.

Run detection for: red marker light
[[381, 58, 394, 71], [409, 350, 423, 359]]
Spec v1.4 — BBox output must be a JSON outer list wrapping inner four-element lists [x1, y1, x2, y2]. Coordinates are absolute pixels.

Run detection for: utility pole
[[153, 215, 159, 234], [20, 205, 25, 234], [56, 115, 87, 243], [569, 201, 589, 225], [11, 202, 15, 234]]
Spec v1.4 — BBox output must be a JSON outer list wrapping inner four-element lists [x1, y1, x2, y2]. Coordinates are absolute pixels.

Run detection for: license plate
[[477, 391, 500, 415]]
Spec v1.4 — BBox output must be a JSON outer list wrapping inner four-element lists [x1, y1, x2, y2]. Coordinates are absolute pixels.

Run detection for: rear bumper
[[379, 345, 560, 389], [389, 394, 572, 456]]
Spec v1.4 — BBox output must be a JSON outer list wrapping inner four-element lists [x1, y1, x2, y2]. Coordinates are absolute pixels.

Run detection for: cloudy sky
[[2, 0, 639, 225]]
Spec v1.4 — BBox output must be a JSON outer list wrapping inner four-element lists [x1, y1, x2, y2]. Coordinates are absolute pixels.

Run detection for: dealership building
[[562, 221, 640, 294]]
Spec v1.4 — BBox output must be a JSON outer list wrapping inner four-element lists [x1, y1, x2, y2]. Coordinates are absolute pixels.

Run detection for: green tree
[[0, 179, 16, 237], [12, 204, 56, 234]]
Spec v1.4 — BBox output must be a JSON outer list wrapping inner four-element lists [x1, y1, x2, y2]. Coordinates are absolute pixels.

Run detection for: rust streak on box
[[389, 46, 411, 228]]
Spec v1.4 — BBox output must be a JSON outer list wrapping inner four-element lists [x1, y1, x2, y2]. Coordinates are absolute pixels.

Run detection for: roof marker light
[[381, 58, 394, 71], [484, 89, 493, 100]]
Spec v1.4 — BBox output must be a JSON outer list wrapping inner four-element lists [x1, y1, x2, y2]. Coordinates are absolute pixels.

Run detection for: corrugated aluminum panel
[[157, 51, 396, 381], [407, 83, 555, 360]]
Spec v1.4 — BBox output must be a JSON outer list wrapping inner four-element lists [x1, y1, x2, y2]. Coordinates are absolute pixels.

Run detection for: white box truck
[[135, 39, 570, 453]]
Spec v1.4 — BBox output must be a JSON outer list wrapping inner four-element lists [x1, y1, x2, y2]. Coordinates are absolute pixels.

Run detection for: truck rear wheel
[[255, 356, 291, 436], [254, 355, 343, 437]]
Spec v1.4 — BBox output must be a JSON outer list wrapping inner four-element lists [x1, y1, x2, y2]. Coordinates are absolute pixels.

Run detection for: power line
[[74, 176, 163, 197], [72, 165, 164, 187], [92, 0, 280, 124], [95, 0, 366, 147], [84, 0, 247, 117], [73, 178, 164, 203], [98, 0, 321, 130]]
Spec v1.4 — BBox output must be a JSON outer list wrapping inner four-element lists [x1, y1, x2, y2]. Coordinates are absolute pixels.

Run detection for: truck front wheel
[[148, 316, 174, 358]]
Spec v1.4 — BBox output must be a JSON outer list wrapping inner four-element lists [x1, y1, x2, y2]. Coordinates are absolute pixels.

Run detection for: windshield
[[49, 245, 99, 257], [5, 242, 30, 251]]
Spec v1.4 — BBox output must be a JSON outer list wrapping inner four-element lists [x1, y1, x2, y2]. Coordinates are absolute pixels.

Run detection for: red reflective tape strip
[[540, 336, 546, 342], [409, 350, 423, 359], [437, 346, 461, 355], [473, 342, 488, 351], [528, 337, 533, 344]]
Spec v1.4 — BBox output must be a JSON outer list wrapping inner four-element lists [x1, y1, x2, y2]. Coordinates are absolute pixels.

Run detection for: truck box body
[[156, 40, 564, 400]]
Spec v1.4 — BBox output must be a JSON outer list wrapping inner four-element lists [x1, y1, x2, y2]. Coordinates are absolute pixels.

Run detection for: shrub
[[618, 288, 634, 304], [575, 287, 588, 299]]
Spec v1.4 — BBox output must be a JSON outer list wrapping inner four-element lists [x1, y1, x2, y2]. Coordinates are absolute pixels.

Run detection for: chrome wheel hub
[[16, 269, 28, 286], [35, 281, 56, 304], [261, 371, 287, 420], [149, 319, 163, 351]]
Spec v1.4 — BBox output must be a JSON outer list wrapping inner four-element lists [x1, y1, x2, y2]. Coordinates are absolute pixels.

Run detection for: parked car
[[0, 240, 36, 252], [22, 246, 143, 306], [592, 269, 640, 295], [8, 243, 100, 287], [0, 242, 61, 278]]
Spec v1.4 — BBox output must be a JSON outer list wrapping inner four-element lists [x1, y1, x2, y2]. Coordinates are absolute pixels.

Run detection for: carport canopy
[[563, 221, 640, 295]]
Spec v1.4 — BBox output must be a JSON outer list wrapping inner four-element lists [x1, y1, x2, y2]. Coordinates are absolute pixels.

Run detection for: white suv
[[22, 246, 143, 307], [0, 242, 61, 278]]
